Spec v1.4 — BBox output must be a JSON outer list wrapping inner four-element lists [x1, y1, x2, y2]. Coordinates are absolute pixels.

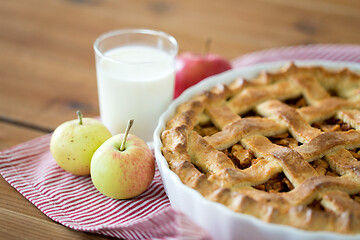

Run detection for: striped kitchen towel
[[1, 44, 360, 240], [0, 134, 211, 240], [232, 44, 360, 68]]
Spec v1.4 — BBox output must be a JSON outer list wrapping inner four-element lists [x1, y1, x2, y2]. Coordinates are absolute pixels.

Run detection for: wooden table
[[1, 0, 359, 239]]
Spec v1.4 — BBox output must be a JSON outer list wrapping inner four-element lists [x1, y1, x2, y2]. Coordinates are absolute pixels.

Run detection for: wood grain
[[1, 0, 360, 132], [0, 0, 360, 239]]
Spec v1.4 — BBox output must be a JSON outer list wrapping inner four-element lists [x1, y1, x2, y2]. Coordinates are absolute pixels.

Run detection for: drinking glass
[[94, 29, 178, 142]]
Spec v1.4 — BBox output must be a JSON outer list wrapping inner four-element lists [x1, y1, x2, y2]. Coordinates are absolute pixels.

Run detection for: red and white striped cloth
[[1, 44, 360, 240], [232, 44, 360, 67], [0, 135, 210, 240]]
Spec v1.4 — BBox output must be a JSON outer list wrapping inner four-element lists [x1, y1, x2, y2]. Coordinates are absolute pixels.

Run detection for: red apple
[[174, 52, 232, 98]]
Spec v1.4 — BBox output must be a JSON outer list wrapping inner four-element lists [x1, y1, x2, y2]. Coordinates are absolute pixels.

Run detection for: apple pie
[[161, 63, 360, 234]]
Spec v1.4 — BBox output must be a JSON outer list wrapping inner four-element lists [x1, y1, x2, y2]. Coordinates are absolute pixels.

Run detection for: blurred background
[[1, 0, 360, 239], [1, 0, 359, 144]]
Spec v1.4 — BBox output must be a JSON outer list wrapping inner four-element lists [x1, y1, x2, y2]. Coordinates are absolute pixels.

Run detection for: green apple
[[50, 111, 112, 175], [91, 120, 155, 199]]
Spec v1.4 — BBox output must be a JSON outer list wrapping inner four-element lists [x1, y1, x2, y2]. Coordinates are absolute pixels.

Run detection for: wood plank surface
[[1, 0, 360, 239]]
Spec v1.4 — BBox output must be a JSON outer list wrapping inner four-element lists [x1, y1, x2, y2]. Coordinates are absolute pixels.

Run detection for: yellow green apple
[[91, 120, 155, 199], [50, 111, 112, 175]]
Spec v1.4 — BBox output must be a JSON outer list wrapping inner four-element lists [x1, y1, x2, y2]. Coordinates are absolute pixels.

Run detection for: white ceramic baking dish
[[153, 60, 360, 240]]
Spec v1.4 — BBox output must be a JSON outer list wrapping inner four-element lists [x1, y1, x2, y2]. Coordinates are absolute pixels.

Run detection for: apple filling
[[194, 122, 219, 137], [241, 109, 259, 118], [222, 144, 255, 169], [351, 193, 360, 203], [311, 158, 340, 177], [349, 148, 360, 160], [312, 117, 353, 132], [254, 172, 294, 193], [308, 199, 326, 212], [284, 96, 308, 108], [268, 132, 299, 149]]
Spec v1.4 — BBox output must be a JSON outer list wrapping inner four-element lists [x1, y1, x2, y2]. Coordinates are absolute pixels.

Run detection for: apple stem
[[77, 110, 83, 125], [120, 119, 134, 151], [204, 38, 212, 56]]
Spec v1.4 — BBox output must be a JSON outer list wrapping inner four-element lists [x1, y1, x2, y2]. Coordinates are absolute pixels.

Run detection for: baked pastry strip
[[205, 104, 241, 130], [299, 97, 360, 124], [255, 100, 321, 143], [295, 130, 360, 162], [228, 80, 301, 115], [204, 118, 287, 150], [291, 75, 331, 105], [337, 110, 360, 130]]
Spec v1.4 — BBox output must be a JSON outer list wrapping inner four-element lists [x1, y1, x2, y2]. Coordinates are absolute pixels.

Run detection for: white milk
[[96, 46, 175, 142]]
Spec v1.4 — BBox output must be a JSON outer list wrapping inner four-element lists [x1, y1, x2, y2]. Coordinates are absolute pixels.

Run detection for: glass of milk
[[94, 29, 178, 142]]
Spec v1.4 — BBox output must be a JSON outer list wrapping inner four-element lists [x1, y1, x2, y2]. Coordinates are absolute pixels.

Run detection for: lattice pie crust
[[161, 63, 360, 234]]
